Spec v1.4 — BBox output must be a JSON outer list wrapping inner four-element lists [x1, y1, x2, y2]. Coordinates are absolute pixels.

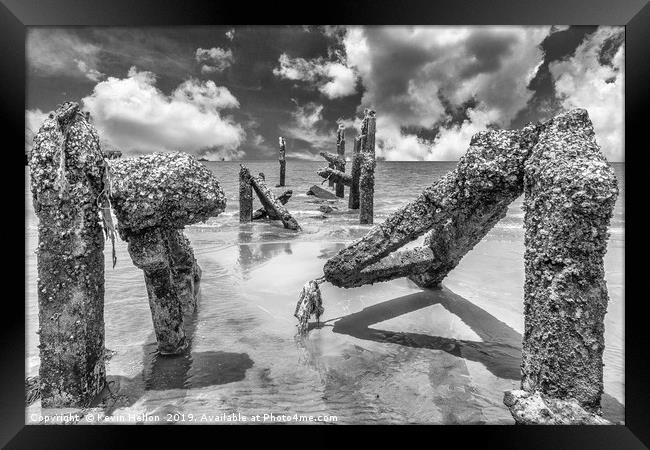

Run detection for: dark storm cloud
[[510, 25, 598, 128], [345, 26, 551, 160], [459, 30, 517, 79], [598, 31, 625, 67], [26, 25, 624, 161]]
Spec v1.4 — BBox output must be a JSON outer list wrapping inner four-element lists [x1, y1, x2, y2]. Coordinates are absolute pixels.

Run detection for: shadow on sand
[[331, 285, 522, 380], [97, 285, 253, 415], [324, 284, 624, 423]]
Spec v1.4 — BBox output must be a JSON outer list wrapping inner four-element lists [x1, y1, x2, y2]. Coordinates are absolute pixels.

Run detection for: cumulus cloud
[[27, 28, 105, 81], [549, 27, 624, 161], [273, 53, 357, 99], [195, 47, 234, 74], [280, 101, 337, 151], [342, 26, 551, 160], [81, 66, 245, 159], [225, 29, 235, 41]]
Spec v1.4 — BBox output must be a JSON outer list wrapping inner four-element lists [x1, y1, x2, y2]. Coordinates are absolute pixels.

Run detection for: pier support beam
[[110, 152, 226, 354], [359, 109, 376, 224], [127, 227, 187, 354], [278, 137, 286, 187], [167, 229, 201, 315], [29, 101, 107, 407], [505, 109, 618, 423]]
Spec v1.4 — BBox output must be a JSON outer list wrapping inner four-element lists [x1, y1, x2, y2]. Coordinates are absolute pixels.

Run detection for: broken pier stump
[[110, 152, 226, 354], [240, 165, 253, 223], [278, 137, 286, 187], [505, 108, 618, 423], [241, 164, 301, 231], [359, 109, 376, 224], [253, 189, 293, 220], [335, 124, 346, 198], [29, 101, 107, 407], [348, 136, 362, 209]]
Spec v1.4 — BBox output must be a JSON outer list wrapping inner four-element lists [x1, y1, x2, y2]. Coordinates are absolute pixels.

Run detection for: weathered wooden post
[[239, 165, 253, 223], [29, 101, 107, 406], [278, 137, 286, 187], [504, 109, 618, 424], [359, 109, 376, 224], [110, 152, 226, 355], [348, 136, 362, 210]]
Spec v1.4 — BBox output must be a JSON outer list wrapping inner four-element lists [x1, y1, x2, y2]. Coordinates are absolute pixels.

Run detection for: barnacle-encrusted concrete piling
[[324, 124, 540, 288], [278, 137, 286, 187], [167, 229, 201, 315], [110, 152, 226, 354], [241, 164, 301, 231], [504, 109, 618, 423], [348, 136, 362, 209], [359, 109, 376, 224], [335, 124, 346, 197], [240, 165, 253, 223], [126, 228, 188, 353], [29, 101, 107, 407]]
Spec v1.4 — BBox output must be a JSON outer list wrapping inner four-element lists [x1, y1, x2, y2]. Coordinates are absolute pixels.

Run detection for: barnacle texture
[[29, 101, 107, 407], [519, 108, 618, 412], [109, 151, 226, 238]]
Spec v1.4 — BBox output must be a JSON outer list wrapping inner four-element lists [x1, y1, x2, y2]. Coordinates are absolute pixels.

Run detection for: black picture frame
[[3, 0, 648, 447]]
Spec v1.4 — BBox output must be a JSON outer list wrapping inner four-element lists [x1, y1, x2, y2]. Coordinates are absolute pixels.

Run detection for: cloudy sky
[[25, 25, 624, 162]]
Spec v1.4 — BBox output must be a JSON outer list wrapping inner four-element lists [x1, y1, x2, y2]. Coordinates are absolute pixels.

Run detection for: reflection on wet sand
[[237, 230, 295, 278]]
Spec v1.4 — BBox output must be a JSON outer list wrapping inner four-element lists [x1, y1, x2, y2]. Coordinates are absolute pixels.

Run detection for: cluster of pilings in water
[[314, 109, 377, 224], [239, 164, 300, 230], [29, 102, 226, 407], [30, 101, 618, 425], [300, 109, 618, 425]]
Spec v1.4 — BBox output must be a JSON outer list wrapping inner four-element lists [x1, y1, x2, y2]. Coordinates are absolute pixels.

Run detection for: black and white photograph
[[22, 22, 627, 427]]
